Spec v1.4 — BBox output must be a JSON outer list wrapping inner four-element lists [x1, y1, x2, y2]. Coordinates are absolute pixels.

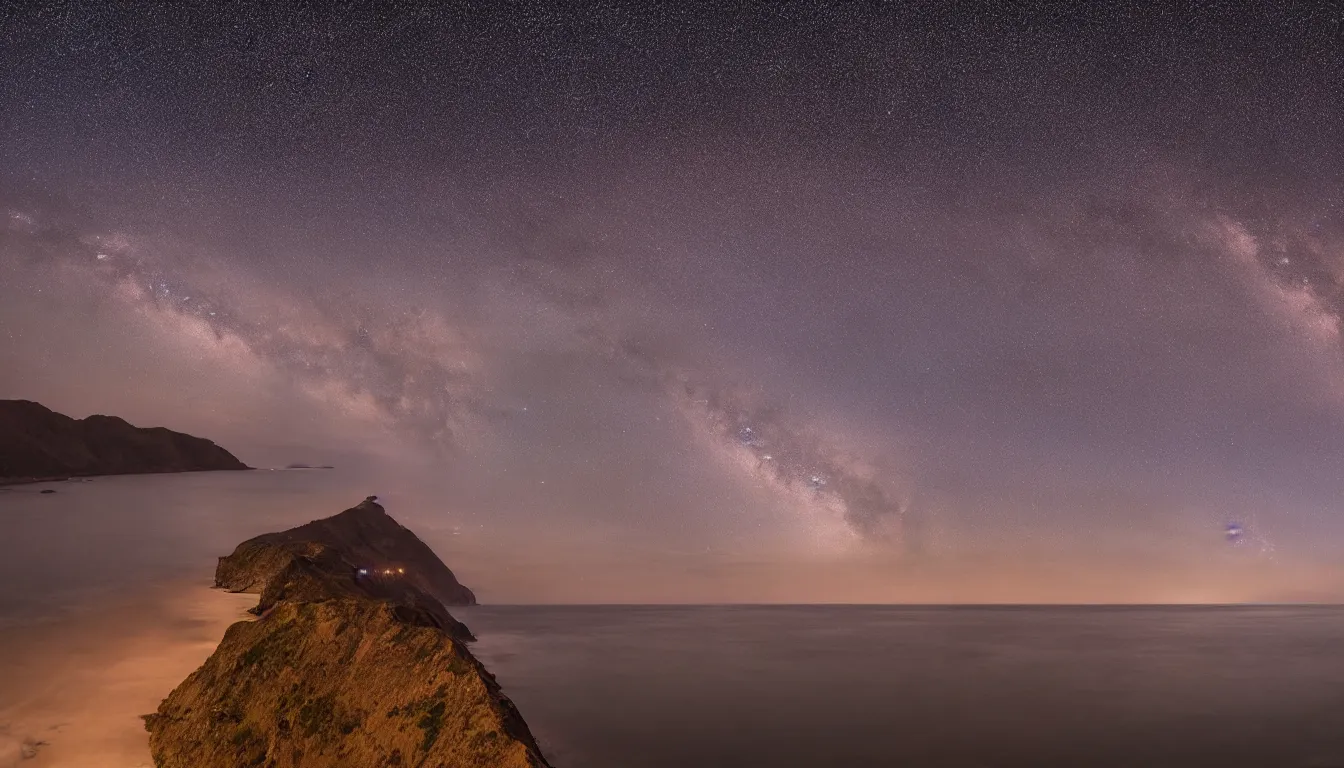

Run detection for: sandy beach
[[0, 583, 255, 767]]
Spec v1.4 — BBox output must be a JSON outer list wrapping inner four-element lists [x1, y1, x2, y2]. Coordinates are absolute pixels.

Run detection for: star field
[[2, 1, 1343, 601]]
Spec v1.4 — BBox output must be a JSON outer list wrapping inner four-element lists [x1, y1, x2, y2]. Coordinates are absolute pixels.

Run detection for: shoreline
[[0, 476, 74, 488], [0, 582, 257, 766], [0, 467, 255, 489]]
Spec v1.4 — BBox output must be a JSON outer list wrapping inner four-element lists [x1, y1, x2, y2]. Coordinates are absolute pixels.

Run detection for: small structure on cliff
[[144, 497, 549, 768], [215, 496, 475, 607]]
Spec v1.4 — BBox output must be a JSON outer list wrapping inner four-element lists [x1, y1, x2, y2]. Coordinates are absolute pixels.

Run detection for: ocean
[[464, 604, 1344, 767], [3, 473, 1344, 767]]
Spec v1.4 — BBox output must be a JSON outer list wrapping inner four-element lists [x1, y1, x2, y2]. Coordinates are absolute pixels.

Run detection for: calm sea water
[[4, 474, 1344, 767], [0, 469, 391, 623], [463, 604, 1344, 767]]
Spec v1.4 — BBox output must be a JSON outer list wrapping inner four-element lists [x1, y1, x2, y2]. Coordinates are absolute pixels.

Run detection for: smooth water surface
[[0, 471, 376, 764], [0, 470, 401, 623], [461, 604, 1344, 768], [4, 475, 1344, 766]]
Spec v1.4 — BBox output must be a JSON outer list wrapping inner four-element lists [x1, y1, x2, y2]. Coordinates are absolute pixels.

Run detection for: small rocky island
[[0, 399, 250, 484], [145, 497, 549, 768]]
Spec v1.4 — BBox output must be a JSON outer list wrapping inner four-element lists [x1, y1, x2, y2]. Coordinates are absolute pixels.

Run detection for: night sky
[[3, 2, 1344, 602]]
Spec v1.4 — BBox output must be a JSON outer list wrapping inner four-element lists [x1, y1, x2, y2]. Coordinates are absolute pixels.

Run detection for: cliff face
[[0, 399, 249, 482], [216, 497, 477, 607], [146, 499, 546, 768], [145, 600, 547, 768]]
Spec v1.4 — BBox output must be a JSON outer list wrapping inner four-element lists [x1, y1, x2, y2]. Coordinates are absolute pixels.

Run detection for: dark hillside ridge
[[0, 399, 249, 483], [216, 496, 477, 607]]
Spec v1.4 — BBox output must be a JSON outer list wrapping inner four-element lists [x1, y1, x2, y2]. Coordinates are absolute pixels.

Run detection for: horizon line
[[460, 601, 1344, 608]]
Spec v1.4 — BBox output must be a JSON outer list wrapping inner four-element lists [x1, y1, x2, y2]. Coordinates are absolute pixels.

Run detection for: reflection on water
[[0, 470, 373, 623], [461, 604, 1344, 768], [0, 584, 254, 767], [0, 471, 368, 766], [5, 475, 1344, 767]]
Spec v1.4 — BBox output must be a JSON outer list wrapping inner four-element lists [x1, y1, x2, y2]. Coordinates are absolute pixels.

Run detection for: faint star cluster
[[1, 2, 1342, 599]]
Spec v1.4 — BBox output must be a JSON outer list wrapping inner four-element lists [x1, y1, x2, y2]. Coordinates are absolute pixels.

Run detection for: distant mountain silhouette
[[0, 399, 250, 482]]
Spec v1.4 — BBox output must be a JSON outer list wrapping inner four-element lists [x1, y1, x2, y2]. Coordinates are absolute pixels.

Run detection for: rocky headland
[[144, 497, 548, 768], [0, 399, 250, 484], [215, 495, 477, 607]]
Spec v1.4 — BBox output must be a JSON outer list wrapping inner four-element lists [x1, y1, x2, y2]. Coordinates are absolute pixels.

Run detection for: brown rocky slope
[[144, 498, 549, 768], [216, 496, 476, 607], [0, 399, 250, 483]]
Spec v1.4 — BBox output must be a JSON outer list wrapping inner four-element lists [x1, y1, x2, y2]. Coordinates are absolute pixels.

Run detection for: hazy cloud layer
[[3, 3, 1343, 599]]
